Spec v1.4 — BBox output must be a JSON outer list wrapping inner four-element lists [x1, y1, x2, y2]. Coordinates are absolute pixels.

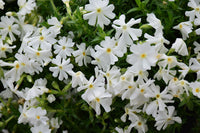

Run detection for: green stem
[[50, 0, 61, 18]]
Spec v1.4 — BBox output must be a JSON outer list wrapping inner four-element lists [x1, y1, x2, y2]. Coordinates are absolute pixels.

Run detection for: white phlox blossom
[[120, 104, 141, 123], [190, 81, 200, 98], [115, 127, 131, 133], [146, 13, 163, 35], [47, 94, 56, 103], [155, 106, 182, 131], [91, 36, 120, 70], [77, 74, 105, 102], [49, 55, 73, 81], [83, 0, 115, 28], [17, 0, 36, 15], [144, 33, 170, 54], [189, 58, 200, 79], [54, 36, 74, 59], [87, 86, 112, 115], [154, 67, 176, 84], [48, 17, 63, 35], [50, 117, 63, 130], [72, 43, 91, 66], [171, 38, 188, 56], [144, 85, 174, 117], [28, 28, 57, 50], [112, 14, 142, 46], [158, 55, 178, 74], [26, 107, 49, 126], [24, 46, 52, 66], [121, 81, 137, 100], [113, 70, 134, 95], [0, 16, 20, 42], [68, 71, 87, 88], [30, 124, 51, 133], [193, 41, 200, 54], [126, 43, 158, 72], [0, 42, 16, 58], [185, 0, 200, 21], [0, 0, 5, 10], [128, 116, 148, 133], [173, 21, 193, 40]]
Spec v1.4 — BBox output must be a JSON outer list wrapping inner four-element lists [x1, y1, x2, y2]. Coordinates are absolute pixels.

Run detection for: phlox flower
[[17, 0, 36, 15], [91, 36, 120, 70], [112, 14, 142, 46], [30, 124, 51, 133], [24, 46, 52, 66], [171, 38, 188, 56], [115, 127, 130, 133], [47, 94, 56, 103], [154, 67, 176, 84], [0, 16, 20, 42], [144, 85, 173, 117], [50, 117, 63, 130], [144, 33, 170, 53], [173, 21, 193, 40], [48, 17, 63, 35], [68, 71, 87, 88], [185, 0, 200, 21], [87, 87, 112, 115], [29, 28, 57, 50], [126, 43, 158, 72], [0, 42, 16, 58], [49, 55, 73, 81], [0, 0, 5, 10], [190, 81, 200, 98], [155, 106, 182, 131], [26, 107, 49, 126], [128, 116, 148, 133], [83, 0, 115, 28], [193, 41, 200, 54], [121, 81, 137, 100], [146, 13, 163, 35], [54, 36, 74, 59], [72, 43, 91, 66], [158, 55, 178, 73]]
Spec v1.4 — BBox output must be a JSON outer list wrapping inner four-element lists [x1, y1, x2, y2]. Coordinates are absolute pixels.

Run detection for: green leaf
[[51, 81, 60, 91], [127, 7, 140, 14]]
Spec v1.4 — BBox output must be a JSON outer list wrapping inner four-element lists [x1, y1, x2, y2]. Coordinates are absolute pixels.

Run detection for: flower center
[[96, 8, 102, 13], [137, 121, 142, 126], [89, 84, 94, 89], [62, 46, 66, 50], [106, 48, 111, 53], [196, 88, 200, 93], [82, 51, 86, 56], [40, 36, 44, 41], [36, 115, 40, 119], [8, 26, 11, 31], [59, 65, 63, 69], [156, 94, 160, 99], [1, 47, 6, 51], [167, 57, 173, 64], [36, 52, 40, 56], [15, 63, 20, 69], [140, 53, 147, 59], [179, 24, 183, 29], [96, 97, 100, 102], [122, 25, 127, 30]]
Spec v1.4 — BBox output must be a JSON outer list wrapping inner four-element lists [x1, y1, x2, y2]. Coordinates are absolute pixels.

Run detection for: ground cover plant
[[0, 0, 200, 132]]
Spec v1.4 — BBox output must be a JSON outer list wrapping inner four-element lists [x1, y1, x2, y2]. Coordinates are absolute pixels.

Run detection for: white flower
[[190, 81, 200, 98], [47, 94, 56, 103], [126, 43, 158, 72], [146, 13, 163, 35], [50, 117, 63, 129], [0, 42, 16, 58], [26, 107, 49, 126], [72, 43, 91, 66], [0, 16, 20, 42], [68, 71, 87, 88], [48, 17, 62, 35], [17, 0, 36, 15], [49, 55, 73, 81], [83, 0, 115, 28], [128, 116, 148, 133], [144, 85, 173, 117], [54, 36, 74, 59], [185, 0, 200, 21], [87, 87, 112, 115], [173, 21, 193, 40], [155, 106, 182, 131], [0, 0, 5, 10], [171, 38, 188, 56], [112, 14, 142, 46], [30, 124, 51, 133], [29, 28, 57, 50]]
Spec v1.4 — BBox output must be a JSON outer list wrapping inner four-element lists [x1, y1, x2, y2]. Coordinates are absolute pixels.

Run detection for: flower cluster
[[0, 0, 200, 133]]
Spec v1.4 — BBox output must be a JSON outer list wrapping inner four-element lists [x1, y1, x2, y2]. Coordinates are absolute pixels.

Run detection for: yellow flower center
[[138, 122, 142, 126], [89, 84, 94, 89], [21, 63, 26, 66], [8, 26, 11, 31], [40, 36, 44, 41], [196, 88, 200, 93], [96, 8, 102, 13], [195, 7, 200, 12], [82, 51, 86, 56], [140, 89, 144, 93], [140, 53, 147, 59], [36, 115, 40, 119], [121, 76, 125, 81], [59, 65, 63, 69], [167, 57, 173, 64], [62, 46, 66, 50], [179, 24, 183, 29], [106, 48, 111, 53], [15, 63, 20, 69], [122, 25, 127, 30], [1, 47, 6, 51], [36, 52, 40, 56], [156, 94, 160, 99], [96, 97, 100, 102]]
